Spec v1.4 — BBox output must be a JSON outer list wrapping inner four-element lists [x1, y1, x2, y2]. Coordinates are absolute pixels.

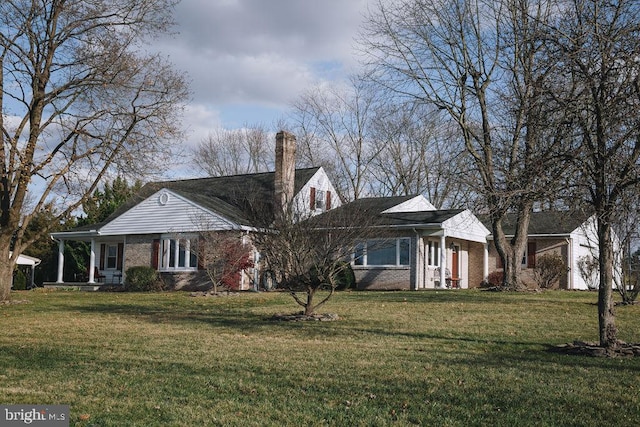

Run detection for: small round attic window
[[158, 192, 170, 205]]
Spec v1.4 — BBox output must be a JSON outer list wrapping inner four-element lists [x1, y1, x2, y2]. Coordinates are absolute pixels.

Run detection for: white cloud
[[154, 0, 370, 120], [180, 104, 224, 147], [149, 0, 373, 178]]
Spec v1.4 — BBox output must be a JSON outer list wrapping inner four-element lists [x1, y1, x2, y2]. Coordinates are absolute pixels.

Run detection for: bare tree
[[577, 255, 599, 291], [289, 77, 382, 201], [0, 0, 189, 301], [548, 0, 640, 348], [533, 253, 566, 289], [360, 0, 572, 289], [369, 101, 472, 208], [191, 125, 273, 177], [614, 206, 640, 305], [252, 205, 375, 317]]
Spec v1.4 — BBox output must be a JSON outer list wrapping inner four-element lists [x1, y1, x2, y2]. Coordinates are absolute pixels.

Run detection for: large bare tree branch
[[0, 0, 188, 301]]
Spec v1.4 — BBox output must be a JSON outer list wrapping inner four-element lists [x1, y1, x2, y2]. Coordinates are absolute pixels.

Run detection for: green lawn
[[1, 289, 639, 426]]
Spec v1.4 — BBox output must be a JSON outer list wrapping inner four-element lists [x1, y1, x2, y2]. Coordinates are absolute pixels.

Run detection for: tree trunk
[[597, 219, 617, 348], [493, 206, 531, 290], [304, 288, 315, 316], [0, 246, 14, 301], [504, 251, 523, 290]]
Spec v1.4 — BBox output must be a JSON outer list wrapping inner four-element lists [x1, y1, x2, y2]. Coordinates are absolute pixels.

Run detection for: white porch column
[[566, 238, 573, 290], [483, 243, 489, 281], [88, 239, 96, 283], [56, 239, 64, 283], [439, 235, 446, 287], [414, 233, 425, 290]]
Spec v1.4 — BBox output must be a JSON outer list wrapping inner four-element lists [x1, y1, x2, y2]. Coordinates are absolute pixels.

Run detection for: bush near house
[[534, 253, 566, 289], [12, 269, 27, 290], [124, 266, 165, 291], [485, 270, 504, 288], [334, 262, 356, 290]]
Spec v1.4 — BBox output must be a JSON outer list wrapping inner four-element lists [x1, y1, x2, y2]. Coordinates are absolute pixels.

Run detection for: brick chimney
[[274, 130, 296, 213]]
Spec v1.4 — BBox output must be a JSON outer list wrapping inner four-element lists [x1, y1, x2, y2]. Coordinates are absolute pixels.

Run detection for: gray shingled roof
[[480, 211, 589, 236], [382, 209, 466, 226], [312, 196, 463, 228], [71, 167, 321, 231]]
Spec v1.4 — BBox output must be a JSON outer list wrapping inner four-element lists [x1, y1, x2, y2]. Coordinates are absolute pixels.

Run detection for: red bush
[[485, 270, 504, 287]]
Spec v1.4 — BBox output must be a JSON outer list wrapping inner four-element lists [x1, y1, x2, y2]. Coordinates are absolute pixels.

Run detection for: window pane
[[190, 238, 198, 268], [399, 239, 410, 265], [106, 245, 117, 269], [190, 251, 198, 269], [161, 240, 168, 268], [177, 239, 186, 267], [315, 190, 325, 209], [428, 241, 440, 267], [353, 242, 365, 265], [169, 240, 176, 267], [367, 240, 396, 266]]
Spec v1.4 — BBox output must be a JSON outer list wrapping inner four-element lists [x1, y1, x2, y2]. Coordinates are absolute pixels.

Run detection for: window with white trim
[[315, 189, 326, 210], [106, 244, 118, 269], [159, 237, 198, 271], [352, 238, 411, 267]]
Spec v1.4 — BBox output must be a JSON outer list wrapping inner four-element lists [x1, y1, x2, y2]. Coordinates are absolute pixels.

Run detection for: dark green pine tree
[[79, 177, 142, 226]]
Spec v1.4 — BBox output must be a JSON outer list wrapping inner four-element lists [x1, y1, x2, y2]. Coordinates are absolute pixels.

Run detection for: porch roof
[[11, 252, 41, 266]]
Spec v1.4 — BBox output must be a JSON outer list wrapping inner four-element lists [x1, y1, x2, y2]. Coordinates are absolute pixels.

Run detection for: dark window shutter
[[310, 187, 316, 210], [99, 244, 106, 270], [326, 190, 331, 210], [152, 239, 160, 270], [527, 241, 537, 268], [117, 243, 124, 270]]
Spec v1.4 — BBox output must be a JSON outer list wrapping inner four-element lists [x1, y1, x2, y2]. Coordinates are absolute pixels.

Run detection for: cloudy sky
[[155, 0, 372, 156]]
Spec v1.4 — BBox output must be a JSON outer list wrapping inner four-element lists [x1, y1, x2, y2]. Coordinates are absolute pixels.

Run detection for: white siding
[[294, 167, 342, 217], [382, 195, 436, 213], [443, 210, 491, 243], [568, 216, 622, 290], [100, 190, 239, 235]]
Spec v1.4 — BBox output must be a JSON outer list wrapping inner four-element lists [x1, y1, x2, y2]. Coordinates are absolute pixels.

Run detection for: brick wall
[[125, 234, 157, 268], [354, 267, 411, 290], [160, 271, 212, 291], [467, 241, 486, 288]]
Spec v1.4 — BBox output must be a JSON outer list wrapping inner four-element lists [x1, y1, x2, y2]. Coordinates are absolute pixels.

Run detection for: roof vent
[[158, 192, 170, 206]]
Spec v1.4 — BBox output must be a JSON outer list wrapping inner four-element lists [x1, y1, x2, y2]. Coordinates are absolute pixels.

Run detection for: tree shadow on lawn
[[353, 327, 640, 373], [60, 298, 640, 369], [65, 300, 350, 337], [69, 301, 261, 325]]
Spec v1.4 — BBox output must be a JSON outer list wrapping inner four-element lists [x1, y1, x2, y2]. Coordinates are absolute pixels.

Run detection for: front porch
[[49, 231, 125, 287]]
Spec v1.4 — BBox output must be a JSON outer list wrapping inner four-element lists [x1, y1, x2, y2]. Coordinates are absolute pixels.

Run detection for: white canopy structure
[[11, 253, 41, 288]]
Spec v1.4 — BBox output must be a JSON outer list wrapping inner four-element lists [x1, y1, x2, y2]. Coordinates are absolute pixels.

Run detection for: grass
[[1, 289, 639, 426]]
